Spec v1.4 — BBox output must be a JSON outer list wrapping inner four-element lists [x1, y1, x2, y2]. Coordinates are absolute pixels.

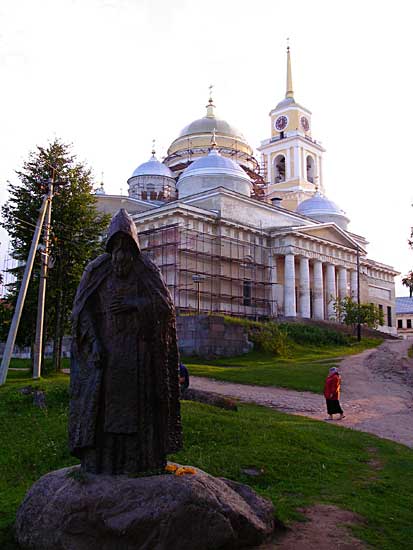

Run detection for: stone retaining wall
[[1, 317, 251, 360], [176, 315, 251, 358]]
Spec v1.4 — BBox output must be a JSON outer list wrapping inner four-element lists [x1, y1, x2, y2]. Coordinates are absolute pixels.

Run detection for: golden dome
[[164, 98, 259, 182]]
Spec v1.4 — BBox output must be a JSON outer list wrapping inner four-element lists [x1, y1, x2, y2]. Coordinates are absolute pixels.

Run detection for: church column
[[318, 156, 323, 191], [313, 260, 324, 320], [266, 153, 272, 184], [284, 254, 296, 317], [286, 149, 291, 179], [350, 270, 358, 299], [294, 145, 300, 179], [326, 263, 336, 319], [338, 267, 348, 299], [299, 257, 310, 318]]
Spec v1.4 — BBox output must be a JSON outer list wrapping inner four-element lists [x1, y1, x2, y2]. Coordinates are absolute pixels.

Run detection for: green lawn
[[184, 339, 380, 393], [1, 372, 412, 549]]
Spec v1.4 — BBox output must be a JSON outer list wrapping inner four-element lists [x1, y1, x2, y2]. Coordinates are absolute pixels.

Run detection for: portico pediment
[[293, 223, 366, 252]]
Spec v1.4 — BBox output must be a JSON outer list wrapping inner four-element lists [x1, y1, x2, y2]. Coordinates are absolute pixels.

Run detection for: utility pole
[[0, 194, 50, 385], [33, 176, 54, 379]]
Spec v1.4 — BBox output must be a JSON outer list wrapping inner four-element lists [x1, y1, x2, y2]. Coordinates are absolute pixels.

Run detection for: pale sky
[[1, 0, 412, 294]]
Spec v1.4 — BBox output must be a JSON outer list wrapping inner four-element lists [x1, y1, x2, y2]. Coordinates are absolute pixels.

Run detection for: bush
[[249, 323, 289, 356], [216, 315, 352, 354], [278, 322, 350, 346]]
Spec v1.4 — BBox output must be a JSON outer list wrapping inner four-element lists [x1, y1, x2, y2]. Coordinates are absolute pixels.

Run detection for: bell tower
[[258, 45, 325, 211]]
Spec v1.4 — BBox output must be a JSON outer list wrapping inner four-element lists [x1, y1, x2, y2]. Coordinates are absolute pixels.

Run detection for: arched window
[[274, 154, 286, 183], [306, 155, 315, 183]]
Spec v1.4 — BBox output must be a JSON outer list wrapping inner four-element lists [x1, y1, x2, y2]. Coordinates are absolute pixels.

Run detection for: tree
[[333, 296, 384, 333], [402, 271, 413, 297], [1, 139, 110, 370]]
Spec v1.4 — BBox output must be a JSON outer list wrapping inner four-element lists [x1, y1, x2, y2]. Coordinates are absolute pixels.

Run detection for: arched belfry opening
[[274, 154, 286, 183], [306, 155, 315, 183]]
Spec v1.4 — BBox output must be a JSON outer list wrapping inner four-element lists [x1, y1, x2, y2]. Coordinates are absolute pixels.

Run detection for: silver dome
[[296, 191, 349, 229], [131, 155, 174, 178], [179, 149, 251, 183], [94, 182, 106, 195]]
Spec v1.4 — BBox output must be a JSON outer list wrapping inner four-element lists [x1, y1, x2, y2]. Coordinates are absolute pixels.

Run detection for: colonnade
[[281, 253, 357, 319]]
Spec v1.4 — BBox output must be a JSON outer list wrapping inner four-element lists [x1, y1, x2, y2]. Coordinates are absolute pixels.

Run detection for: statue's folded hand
[[108, 296, 150, 313]]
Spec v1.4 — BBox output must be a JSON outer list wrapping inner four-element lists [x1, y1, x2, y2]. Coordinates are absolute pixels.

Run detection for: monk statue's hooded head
[[106, 209, 140, 278]]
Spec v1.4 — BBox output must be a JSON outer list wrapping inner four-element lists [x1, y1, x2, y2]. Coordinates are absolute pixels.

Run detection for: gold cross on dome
[[209, 84, 214, 102]]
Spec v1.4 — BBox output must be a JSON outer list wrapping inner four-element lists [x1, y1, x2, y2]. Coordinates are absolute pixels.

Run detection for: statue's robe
[[68, 252, 182, 474]]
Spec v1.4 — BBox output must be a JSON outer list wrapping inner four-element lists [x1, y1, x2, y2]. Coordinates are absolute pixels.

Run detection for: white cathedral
[[96, 49, 398, 335]]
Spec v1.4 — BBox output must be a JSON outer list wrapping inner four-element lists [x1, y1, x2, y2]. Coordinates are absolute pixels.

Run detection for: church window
[[141, 191, 147, 200], [243, 280, 252, 306], [306, 155, 315, 183], [398, 319, 403, 329], [387, 306, 392, 327], [274, 155, 286, 183], [150, 191, 157, 200], [407, 319, 412, 329]]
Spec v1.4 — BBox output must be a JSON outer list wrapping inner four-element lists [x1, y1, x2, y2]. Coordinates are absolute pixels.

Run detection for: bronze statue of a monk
[[68, 209, 182, 475]]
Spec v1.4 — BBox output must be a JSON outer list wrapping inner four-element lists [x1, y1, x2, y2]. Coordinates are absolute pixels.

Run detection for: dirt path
[[191, 339, 413, 448]]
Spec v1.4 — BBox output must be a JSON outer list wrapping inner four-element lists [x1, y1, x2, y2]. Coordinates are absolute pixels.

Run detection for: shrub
[[278, 322, 349, 346], [248, 323, 289, 356]]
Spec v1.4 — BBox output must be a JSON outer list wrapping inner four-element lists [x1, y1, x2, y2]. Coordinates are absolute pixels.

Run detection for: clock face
[[274, 115, 288, 132], [300, 116, 310, 132]]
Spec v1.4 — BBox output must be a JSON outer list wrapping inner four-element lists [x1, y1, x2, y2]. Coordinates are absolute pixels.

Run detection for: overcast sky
[[1, 0, 412, 294]]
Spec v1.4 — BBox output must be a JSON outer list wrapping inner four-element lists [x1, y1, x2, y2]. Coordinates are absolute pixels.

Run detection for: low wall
[[1, 318, 251, 360], [176, 315, 251, 358]]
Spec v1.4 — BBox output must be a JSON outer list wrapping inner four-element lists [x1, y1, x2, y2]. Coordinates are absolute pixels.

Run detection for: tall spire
[[206, 84, 216, 117], [286, 39, 294, 100]]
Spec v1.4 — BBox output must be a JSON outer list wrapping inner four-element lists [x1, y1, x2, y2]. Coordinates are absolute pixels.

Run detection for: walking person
[[324, 367, 345, 421]]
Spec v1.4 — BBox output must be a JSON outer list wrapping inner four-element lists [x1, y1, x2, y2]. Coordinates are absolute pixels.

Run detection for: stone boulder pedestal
[[15, 465, 277, 550]]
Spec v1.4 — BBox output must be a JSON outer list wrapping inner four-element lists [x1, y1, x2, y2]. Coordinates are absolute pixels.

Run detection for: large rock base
[[15, 465, 276, 550]]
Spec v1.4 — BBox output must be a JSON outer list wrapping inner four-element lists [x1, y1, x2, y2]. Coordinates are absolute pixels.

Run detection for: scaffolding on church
[[139, 222, 275, 319], [163, 146, 268, 199]]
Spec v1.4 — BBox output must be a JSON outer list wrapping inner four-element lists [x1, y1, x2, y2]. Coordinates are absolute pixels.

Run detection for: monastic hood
[[106, 208, 141, 253]]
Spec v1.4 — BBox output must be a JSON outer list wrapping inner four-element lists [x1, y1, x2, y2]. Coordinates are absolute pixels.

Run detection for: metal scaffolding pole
[[0, 194, 49, 385]]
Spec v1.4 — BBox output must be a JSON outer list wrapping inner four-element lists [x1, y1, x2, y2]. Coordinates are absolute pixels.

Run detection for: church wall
[[96, 195, 152, 216], [217, 195, 302, 229], [178, 175, 251, 199]]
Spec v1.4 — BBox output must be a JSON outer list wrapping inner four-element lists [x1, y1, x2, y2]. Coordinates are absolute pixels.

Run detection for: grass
[[0, 372, 412, 549], [184, 338, 380, 393]]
